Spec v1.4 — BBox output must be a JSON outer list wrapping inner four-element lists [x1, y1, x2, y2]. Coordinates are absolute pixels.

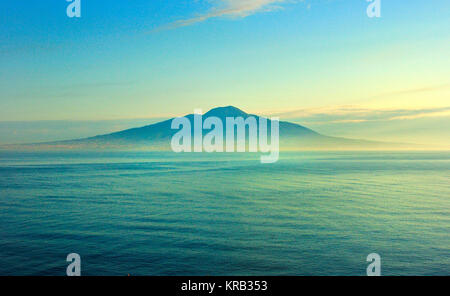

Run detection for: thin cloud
[[271, 84, 450, 124], [274, 106, 450, 124], [156, 0, 291, 31], [389, 109, 450, 121]]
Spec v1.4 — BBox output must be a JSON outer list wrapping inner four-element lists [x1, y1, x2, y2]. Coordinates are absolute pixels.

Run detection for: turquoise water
[[0, 151, 448, 275]]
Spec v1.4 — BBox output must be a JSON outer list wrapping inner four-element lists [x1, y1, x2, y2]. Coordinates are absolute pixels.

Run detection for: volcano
[[7, 106, 405, 150]]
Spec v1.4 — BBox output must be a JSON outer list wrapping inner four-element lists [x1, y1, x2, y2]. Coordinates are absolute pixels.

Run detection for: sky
[[0, 0, 449, 146]]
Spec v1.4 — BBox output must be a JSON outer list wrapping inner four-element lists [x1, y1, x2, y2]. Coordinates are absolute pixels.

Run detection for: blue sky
[[0, 0, 449, 145]]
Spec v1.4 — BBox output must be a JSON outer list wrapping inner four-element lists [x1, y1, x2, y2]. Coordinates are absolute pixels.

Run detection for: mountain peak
[[204, 106, 249, 118]]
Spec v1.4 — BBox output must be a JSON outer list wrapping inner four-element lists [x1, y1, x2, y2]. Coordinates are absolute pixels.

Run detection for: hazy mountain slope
[[2, 106, 411, 150]]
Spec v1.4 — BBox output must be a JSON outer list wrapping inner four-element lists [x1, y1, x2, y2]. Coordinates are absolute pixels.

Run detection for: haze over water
[[0, 151, 448, 275]]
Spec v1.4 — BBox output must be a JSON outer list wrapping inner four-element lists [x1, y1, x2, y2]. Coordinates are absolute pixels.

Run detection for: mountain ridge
[[1, 106, 413, 150]]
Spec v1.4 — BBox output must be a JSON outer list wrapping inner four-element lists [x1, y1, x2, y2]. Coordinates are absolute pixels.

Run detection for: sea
[[0, 151, 448, 275]]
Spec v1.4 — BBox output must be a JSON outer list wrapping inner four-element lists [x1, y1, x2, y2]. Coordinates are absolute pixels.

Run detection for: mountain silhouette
[[5, 106, 407, 150]]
